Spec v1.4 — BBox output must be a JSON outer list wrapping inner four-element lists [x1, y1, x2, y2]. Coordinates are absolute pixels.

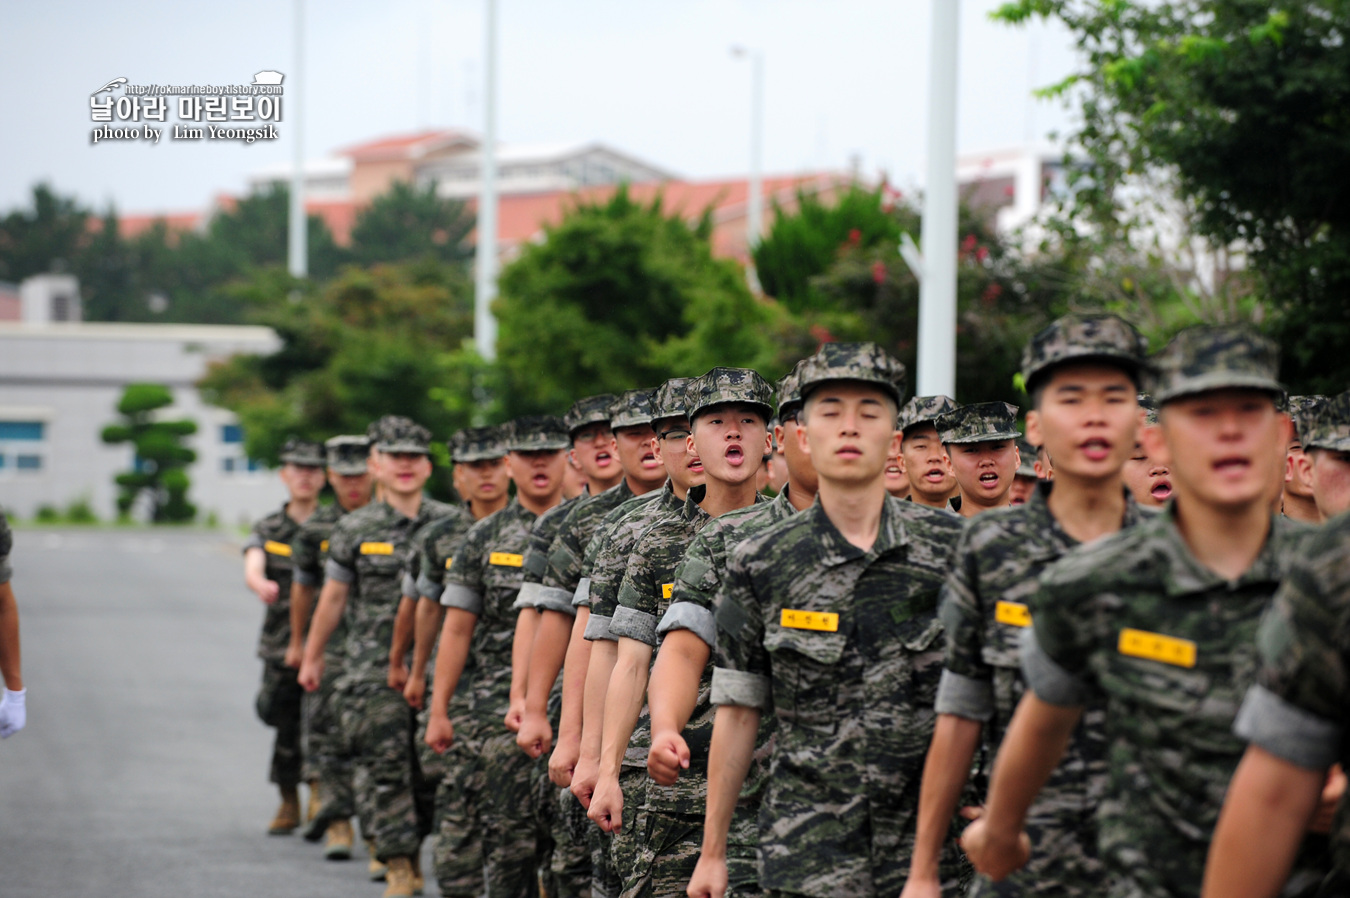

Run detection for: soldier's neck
[[1281, 492, 1322, 524], [1045, 471, 1128, 544], [518, 491, 561, 517], [471, 495, 509, 520], [285, 497, 318, 524], [1172, 492, 1272, 582], [385, 489, 423, 520], [589, 471, 623, 493], [701, 476, 759, 518], [785, 478, 816, 512], [819, 478, 886, 551]]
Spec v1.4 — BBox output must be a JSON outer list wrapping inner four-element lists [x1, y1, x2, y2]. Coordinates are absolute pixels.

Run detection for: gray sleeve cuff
[[416, 572, 444, 603], [324, 558, 355, 584], [934, 669, 996, 721], [1235, 684, 1342, 771], [571, 577, 591, 608], [401, 573, 417, 599], [1020, 627, 1090, 708], [533, 585, 577, 616], [513, 581, 546, 611], [711, 667, 771, 709], [294, 568, 319, 588], [656, 602, 716, 649], [441, 583, 483, 616], [241, 533, 264, 553], [584, 613, 614, 642], [611, 606, 658, 647]]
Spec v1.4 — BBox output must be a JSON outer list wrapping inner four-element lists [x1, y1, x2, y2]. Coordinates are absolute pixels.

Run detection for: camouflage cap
[[324, 434, 372, 475], [1016, 438, 1038, 478], [1137, 392, 1159, 426], [1287, 395, 1327, 444], [1301, 392, 1350, 452], [1146, 324, 1283, 404], [564, 394, 618, 438], [797, 342, 906, 405], [776, 358, 809, 421], [899, 394, 958, 435], [937, 401, 1022, 445], [369, 415, 432, 454], [449, 425, 506, 463], [609, 388, 657, 431], [279, 436, 325, 467], [652, 377, 695, 423], [685, 367, 775, 422], [505, 415, 570, 452], [1021, 314, 1149, 392]]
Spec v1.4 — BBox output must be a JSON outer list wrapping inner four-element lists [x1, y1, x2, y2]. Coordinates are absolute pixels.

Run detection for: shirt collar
[[807, 492, 907, 568]]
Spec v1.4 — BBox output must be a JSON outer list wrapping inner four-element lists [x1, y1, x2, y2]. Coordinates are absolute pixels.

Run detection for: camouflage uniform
[[1299, 390, 1350, 454], [1020, 326, 1328, 898], [325, 418, 455, 862], [441, 415, 570, 898], [245, 437, 323, 792]]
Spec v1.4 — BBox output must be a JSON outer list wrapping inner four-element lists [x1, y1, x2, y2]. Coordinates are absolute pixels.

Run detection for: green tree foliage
[[349, 180, 474, 266], [0, 184, 88, 282], [100, 383, 198, 522], [491, 186, 801, 417], [994, 0, 1350, 392]]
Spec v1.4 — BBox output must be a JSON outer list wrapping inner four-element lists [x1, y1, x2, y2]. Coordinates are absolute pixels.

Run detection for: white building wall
[[0, 323, 286, 528]]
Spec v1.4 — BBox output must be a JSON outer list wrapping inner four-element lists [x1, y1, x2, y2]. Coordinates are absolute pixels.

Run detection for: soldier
[[1292, 392, 1350, 521], [886, 434, 912, 499], [960, 325, 1330, 898], [425, 415, 571, 898], [690, 342, 967, 898], [589, 367, 774, 898], [902, 314, 1150, 898], [243, 437, 325, 835], [0, 509, 25, 738], [298, 416, 455, 898], [284, 434, 375, 860], [407, 425, 508, 898], [1008, 439, 1039, 506], [937, 402, 1022, 517], [766, 422, 789, 495], [1121, 394, 1172, 508], [573, 378, 704, 896], [899, 395, 961, 510], [650, 359, 817, 898]]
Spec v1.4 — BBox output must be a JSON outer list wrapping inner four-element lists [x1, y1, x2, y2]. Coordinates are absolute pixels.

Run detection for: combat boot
[[267, 785, 301, 835], [411, 851, 424, 895], [383, 856, 415, 898], [323, 819, 353, 860], [306, 779, 321, 823], [367, 839, 387, 881]]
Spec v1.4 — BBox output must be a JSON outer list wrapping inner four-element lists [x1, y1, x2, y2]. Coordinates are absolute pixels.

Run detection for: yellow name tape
[[662, 583, 674, 600], [490, 552, 524, 568], [995, 601, 1032, 628], [263, 540, 292, 557], [319, 540, 329, 553], [1118, 627, 1197, 669], [445, 557, 454, 570], [780, 609, 839, 632], [360, 542, 395, 556]]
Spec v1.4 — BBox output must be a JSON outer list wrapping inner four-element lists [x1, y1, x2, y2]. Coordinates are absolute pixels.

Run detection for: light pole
[[731, 46, 764, 294], [288, 0, 306, 282], [474, 0, 499, 361]]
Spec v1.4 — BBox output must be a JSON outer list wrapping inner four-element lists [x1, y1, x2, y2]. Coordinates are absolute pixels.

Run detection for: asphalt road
[[0, 527, 434, 898]]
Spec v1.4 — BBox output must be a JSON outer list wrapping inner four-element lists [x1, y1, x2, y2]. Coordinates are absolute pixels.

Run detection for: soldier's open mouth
[[1152, 480, 1173, 499]]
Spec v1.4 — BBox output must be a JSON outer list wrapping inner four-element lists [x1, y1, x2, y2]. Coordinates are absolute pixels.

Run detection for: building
[[0, 320, 285, 527]]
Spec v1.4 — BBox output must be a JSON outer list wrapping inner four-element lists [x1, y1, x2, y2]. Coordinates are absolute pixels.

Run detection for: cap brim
[[1025, 351, 1146, 390], [689, 400, 774, 422], [280, 455, 325, 467], [944, 429, 1022, 444], [1155, 373, 1284, 405], [375, 442, 430, 454], [328, 462, 370, 475], [452, 450, 506, 463]]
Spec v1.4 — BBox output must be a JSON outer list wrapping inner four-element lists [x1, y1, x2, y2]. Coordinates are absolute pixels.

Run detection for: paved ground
[[0, 527, 434, 898]]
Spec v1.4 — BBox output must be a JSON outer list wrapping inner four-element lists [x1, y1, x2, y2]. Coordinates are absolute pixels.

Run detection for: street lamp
[[731, 45, 764, 294]]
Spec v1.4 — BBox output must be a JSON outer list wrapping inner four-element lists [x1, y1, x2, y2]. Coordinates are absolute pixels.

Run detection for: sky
[[0, 0, 1083, 217]]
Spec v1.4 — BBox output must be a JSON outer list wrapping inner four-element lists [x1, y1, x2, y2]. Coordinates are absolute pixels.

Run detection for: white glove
[[0, 688, 27, 737]]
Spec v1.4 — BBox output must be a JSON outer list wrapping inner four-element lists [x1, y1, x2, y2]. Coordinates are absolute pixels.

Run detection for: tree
[[994, 0, 1350, 392], [491, 186, 802, 418], [100, 383, 198, 522], [349, 180, 474, 266]]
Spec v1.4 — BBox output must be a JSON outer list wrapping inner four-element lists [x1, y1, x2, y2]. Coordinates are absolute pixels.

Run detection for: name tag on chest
[[661, 583, 674, 599], [263, 540, 292, 557], [319, 540, 329, 553], [780, 609, 839, 632], [1118, 627, 1197, 669], [360, 542, 395, 556], [995, 601, 1031, 628], [490, 552, 523, 568]]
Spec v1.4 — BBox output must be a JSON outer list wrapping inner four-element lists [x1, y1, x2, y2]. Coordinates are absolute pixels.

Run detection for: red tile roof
[[335, 129, 475, 163]]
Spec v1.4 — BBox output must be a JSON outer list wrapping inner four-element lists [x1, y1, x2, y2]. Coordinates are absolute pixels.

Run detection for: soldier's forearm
[[0, 583, 22, 691], [647, 629, 708, 737], [524, 610, 572, 713], [983, 693, 1081, 839], [410, 598, 445, 679], [580, 638, 618, 763], [557, 608, 593, 742], [509, 607, 540, 705], [302, 581, 348, 664], [243, 547, 268, 594], [909, 713, 983, 881], [429, 609, 476, 718], [289, 583, 315, 645], [700, 703, 759, 858], [389, 597, 415, 667], [598, 638, 652, 777]]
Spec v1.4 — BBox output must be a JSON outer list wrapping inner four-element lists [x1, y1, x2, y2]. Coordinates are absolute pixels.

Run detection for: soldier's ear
[[1025, 410, 1043, 447], [1141, 420, 1170, 468]]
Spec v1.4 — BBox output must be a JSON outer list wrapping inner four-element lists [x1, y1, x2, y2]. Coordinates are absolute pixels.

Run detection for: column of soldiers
[[238, 314, 1350, 898]]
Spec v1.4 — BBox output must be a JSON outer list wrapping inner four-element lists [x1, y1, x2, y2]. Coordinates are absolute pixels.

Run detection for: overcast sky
[[0, 0, 1082, 216]]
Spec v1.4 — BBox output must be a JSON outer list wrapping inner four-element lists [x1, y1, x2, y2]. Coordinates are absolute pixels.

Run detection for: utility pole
[[288, 0, 307, 282], [732, 46, 764, 294], [474, 0, 499, 360]]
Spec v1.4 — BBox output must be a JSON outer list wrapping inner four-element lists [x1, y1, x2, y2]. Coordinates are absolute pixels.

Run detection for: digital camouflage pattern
[[1145, 324, 1283, 404], [566, 393, 619, 435], [517, 495, 584, 613], [775, 358, 808, 420], [796, 340, 906, 405], [531, 481, 640, 617], [0, 509, 12, 583], [1137, 393, 1159, 426], [1286, 395, 1326, 444], [609, 388, 656, 430], [244, 503, 305, 662], [324, 433, 371, 475], [450, 425, 506, 463], [936, 401, 1021, 445], [369, 415, 433, 454], [279, 436, 326, 466], [712, 496, 968, 897], [1023, 508, 1327, 898], [936, 481, 1148, 896], [660, 486, 804, 896], [1019, 313, 1148, 393], [1300, 389, 1350, 452], [684, 367, 774, 421], [507, 415, 571, 452], [900, 395, 958, 435], [652, 377, 695, 422], [1015, 439, 1039, 479]]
